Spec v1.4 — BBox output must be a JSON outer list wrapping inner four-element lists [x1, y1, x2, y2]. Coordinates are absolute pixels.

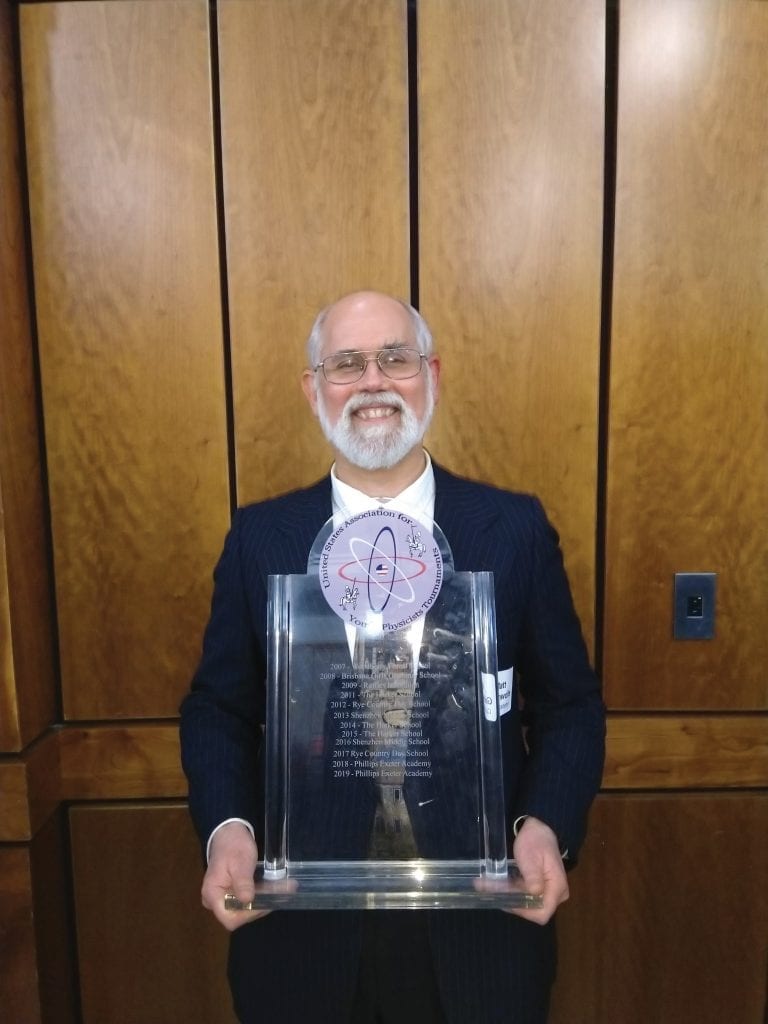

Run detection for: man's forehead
[[322, 294, 415, 352]]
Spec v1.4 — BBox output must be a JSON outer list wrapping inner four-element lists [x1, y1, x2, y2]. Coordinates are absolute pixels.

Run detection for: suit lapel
[[433, 463, 499, 571], [268, 476, 333, 574]]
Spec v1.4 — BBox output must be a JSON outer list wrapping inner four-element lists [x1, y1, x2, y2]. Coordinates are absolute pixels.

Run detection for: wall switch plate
[[673, 572, 717, 640]]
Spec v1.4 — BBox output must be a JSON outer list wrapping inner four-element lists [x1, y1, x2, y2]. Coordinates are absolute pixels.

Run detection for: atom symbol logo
[[340, 526, 427, 613], [318, 508, 442, 628]]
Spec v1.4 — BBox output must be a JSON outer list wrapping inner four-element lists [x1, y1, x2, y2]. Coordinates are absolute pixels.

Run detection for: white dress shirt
[[207, 453, 436, 861], [331, 451, 436, 659]]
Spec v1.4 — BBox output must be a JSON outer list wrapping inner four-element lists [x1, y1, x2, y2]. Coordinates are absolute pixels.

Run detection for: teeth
[[356, 406, 396, 420]]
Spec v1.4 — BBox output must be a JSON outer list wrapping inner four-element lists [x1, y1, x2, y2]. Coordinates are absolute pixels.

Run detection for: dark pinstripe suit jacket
[[180, 464, 605, 1022]]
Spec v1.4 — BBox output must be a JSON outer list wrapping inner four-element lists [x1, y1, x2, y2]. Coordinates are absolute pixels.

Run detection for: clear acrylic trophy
[[226, 507, 542, 911]]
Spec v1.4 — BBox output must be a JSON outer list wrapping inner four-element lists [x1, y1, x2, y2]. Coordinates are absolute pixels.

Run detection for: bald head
[[306, 291, 433, 368]]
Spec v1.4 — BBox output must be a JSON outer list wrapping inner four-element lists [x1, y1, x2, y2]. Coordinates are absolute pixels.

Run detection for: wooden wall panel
[[23, 714, 762, 807], [70, 803, 233, 1024], [418, 0, 605, 644], [0, 731, 60, 842], [0, 712, 758, 829], [0, 847, 40, 1021], [218, 0, 411, 503], [604, 713, 767, 789], [0, 812, 76, 1024], [28, 810, 78, 1024], [551, 792, 768, 1023], [20, 0, 230, 719], [58, 722, 186, 800], [0, 0, 56, 751], [604, 0, 768, 708]]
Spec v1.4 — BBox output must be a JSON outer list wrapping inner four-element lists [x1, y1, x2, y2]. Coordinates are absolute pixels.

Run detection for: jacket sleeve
[[512, 497, 606, 861], [179, 509, 267, 856]]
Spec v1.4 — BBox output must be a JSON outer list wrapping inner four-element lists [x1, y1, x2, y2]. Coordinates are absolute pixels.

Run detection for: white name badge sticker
[[481, 672, 498, 722], [497, 668, 514, 716]]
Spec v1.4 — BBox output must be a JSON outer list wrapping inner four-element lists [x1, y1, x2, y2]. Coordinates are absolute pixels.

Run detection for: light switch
[[673, 572, 716, 640]]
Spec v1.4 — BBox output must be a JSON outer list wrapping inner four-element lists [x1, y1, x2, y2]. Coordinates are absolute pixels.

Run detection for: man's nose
[[358, 356, 388, 388]]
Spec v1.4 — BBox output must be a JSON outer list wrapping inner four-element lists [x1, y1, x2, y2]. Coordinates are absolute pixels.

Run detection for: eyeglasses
[[314, 347, 427, 385]]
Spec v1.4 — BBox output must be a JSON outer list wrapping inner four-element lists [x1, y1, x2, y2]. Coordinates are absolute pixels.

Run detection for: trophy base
[[225, 860, 543, 911]]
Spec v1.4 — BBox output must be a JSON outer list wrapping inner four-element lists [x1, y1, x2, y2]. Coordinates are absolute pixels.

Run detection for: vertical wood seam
[[208, 0, 238, 517], [9, 0, 63, 727], [407, 0, 420, 308], [595, 0, 620, 679]]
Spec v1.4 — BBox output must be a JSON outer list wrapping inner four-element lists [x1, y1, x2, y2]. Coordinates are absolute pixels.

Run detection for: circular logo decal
[[319, 508, 443, 632]]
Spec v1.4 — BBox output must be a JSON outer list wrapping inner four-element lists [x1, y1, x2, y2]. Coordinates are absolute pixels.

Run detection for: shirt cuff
[[512, 814, 569, 861], [206, 818, 255, 864], [512, 814, 529, 837]]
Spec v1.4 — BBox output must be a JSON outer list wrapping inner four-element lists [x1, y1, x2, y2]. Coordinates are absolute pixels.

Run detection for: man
[[180, 291, 605, 1023]]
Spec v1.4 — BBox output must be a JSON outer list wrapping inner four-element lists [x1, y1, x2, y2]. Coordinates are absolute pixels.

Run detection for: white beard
[[316, 382, 435, 471]]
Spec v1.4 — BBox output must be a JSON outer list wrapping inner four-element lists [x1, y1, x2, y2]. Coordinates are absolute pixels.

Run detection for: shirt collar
[[330, 450, 435, 528]]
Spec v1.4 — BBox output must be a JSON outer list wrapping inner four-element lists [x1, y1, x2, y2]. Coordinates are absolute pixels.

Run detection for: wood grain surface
[[0, 711, 758, 843], [0, 763, 30, 841], [605, 713, 768, 789], [418, 0, 606, 646], [604, 0, 768, 708], [0, 811, 76, 1024], [70, 803, 233, 1024], [0, 730, 60, 841], [28, 811, 78, 1024], [218, 0, 411, 503], [0, 0, 56, 751], [20, 0, 231, 719], [57, 722, 187, 800], [0, 847, 39, 1020], [551, 792, 768, 1023]]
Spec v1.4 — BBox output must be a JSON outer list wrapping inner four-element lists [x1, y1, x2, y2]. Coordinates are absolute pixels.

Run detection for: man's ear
[[428, 356, 441, 404], [301, 368, 319, 416]]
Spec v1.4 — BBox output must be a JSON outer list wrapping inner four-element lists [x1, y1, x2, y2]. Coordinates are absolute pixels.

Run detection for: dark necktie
[[354, 630, 419, 859]]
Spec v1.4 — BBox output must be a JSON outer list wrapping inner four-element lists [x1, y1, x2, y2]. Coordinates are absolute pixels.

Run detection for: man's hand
[[510, 816, 569, 925], [201, 822, 266, 931]]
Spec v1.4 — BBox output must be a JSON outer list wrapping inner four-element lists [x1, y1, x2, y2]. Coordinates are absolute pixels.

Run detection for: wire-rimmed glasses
[[314, 348, 426, 385]]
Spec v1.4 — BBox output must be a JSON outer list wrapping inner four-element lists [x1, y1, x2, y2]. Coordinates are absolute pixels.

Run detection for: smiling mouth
[[353, 406, 399, 422]]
